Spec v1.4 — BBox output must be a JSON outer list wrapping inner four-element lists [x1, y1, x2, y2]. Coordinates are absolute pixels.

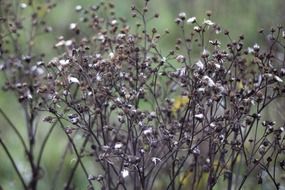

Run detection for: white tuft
[[68, 76, 80, 84], [121, 169, 129, 178], [195, 60, 204, 70], [187, 17, 196, 24]]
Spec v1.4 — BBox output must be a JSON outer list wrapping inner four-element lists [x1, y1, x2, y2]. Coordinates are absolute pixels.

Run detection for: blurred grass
[[1, 0, 285, 189]]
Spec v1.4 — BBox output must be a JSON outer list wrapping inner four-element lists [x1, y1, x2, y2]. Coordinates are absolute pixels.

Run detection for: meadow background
[[0, 0, 285, 189]]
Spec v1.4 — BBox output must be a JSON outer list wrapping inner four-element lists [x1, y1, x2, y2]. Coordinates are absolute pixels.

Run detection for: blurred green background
[[0, 0, 285, 189]]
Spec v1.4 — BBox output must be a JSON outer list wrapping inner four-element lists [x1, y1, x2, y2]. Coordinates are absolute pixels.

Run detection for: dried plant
[[1, 0, 285, 190]]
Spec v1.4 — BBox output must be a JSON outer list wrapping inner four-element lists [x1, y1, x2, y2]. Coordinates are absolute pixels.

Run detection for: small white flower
[[95, 54, 101, 59], [68, 76, 80, 84], [247, 47, 254, 53], [193, 147, 200, 155], [202, 49, 209, 56], [55, 40, 65, 47], [69, 23, 77, 30], [209, 40, 221, 47], [151, 157, 161, 165], [59, 59, 70, 66], [114, 142, 123, 149], [264, 73, 273, 78], [178, 67, 186, 77], [215, 29, 222, 34], [101, 145, 110, 151], [143, 128, 152, 135], [37, 61, 44, 66], [253, 43, 260, 50], [195, 60, 204, 70], [161, 57, 167, 63], [178, 12, 187, 19], [187, 17, 196, 24], [115, 97, 122, 103], [150, 112, 156, 117], [111, 20, 117, 25], [281, 68, 285, 75], [194, 26, 201, 32], [70, 117, 79, 124], [197, 87, 205, 92], [27, 91, 33, 99], [121, 169, 129, 178], [203, 75, 215, 87], [194, 113, 204, 119], [88, 174, 95, 181], [131, 109, 137, 115], [20, 3, 27, 9], [138, 121, 144, 127], [31, 66, 45, 76], [75, 5, 82, 11], [176, 55, 185, 63], [65, 40, 73, 47], [253, 43, 260, 49], [96, 74, 102, 81], [117, 33, 126, 40], [206, 158, 211, 164], [203, 19, 214, 26], [219, 134, 225, 142], [45, 26, 53, 33], [274, 75, 283, 83], [109, 52, 114, 59], [97, 33, 105, 42], [216, 82, 225, 93], [215, 63, 221, 69]]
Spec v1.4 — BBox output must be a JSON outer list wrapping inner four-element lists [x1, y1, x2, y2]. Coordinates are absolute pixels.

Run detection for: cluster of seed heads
[[1, 0, 285, 190]]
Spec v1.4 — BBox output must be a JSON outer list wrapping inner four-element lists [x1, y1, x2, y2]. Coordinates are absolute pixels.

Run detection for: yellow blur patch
[[172, 96, 189, 112], [179, 171, 209, 190], [236, 81, 244, 91], [38, 4, 49, 17]]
